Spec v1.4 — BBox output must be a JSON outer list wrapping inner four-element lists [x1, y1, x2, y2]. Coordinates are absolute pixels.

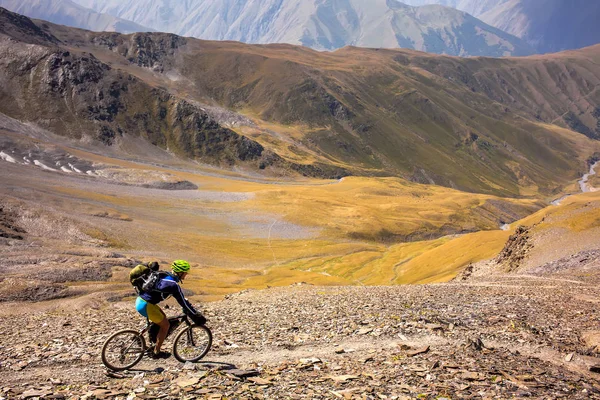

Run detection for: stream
[[551, 161, 599, 206], [502, 161, 599, 229], [578, 161, 599, 193]]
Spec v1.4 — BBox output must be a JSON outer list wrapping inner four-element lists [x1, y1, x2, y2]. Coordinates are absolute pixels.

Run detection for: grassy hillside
[[0, 10, 598, 196], [104, 39, 600, 196], [2, 126, 600, 300], [0, 131, 545, 298]]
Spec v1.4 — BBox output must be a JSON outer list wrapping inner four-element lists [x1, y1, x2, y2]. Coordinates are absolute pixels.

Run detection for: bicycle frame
[[144, 314, 192, 345], [126, 315, 193, 355]]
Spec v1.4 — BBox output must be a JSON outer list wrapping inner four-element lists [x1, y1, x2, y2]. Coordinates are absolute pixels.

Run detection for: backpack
[[129, 262, 160, 293]]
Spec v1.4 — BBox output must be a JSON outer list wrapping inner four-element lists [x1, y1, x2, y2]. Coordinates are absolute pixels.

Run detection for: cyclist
[[135, 260, 206, 359]]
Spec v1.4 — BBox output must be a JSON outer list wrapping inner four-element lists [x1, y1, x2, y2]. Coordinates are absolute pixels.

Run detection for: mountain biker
[[134, 260, 207, 359]]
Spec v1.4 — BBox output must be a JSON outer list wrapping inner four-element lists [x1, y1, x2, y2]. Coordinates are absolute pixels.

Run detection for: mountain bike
[[101, 314, 212, 371]]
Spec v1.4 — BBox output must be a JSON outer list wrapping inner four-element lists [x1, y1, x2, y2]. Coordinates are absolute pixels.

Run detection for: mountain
[[1, 8, 600, 197], [478, 0, 600, 54], [72, 0, 196, 34], [0, 0, 152, 34], [71, 0, 533, 57], [401, 0, 510, 17], [404, 0, 600, 53], [0, 7, 345, 179]]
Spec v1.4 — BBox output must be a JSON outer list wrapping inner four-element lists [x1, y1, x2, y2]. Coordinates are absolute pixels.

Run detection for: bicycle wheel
[[173, 325, 212, 363], [101, 329, 146, 371]]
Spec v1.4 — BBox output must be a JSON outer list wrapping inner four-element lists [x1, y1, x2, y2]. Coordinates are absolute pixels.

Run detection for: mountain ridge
[[404, 0, 600, 53], [478, 0, 600, 54], [70, 0, 533, 57], [2, 8, 600, 197], [0, 0, 153, 34]]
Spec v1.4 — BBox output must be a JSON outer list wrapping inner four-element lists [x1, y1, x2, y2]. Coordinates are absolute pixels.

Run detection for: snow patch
[[69, 163, 82, 173], [34, 160, 58, 171], [0, 151, 17, 163]]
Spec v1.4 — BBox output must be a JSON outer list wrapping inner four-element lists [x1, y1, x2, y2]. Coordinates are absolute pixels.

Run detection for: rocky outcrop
[[495, 225, 532, 271], [264, 78, 353, 126], [91, 32, 186, 72], [170, 99, 265, 164]]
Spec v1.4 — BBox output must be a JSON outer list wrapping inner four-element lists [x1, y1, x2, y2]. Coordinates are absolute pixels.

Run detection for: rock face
[[0, 205, 25, 240]]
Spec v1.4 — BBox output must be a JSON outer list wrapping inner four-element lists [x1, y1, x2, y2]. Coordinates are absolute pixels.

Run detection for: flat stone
[[247, 377, 272, 385], [90, 389, 112, 398], [175, 376, 199, 388], [328, 375, 360, 382], [21, 389, 52, 399], [299, 358, 321, 365], [226, 369, 260, 378], [406, 346, 430, 357], [182, 362, 196, 370], [460, 371, 485, 381]]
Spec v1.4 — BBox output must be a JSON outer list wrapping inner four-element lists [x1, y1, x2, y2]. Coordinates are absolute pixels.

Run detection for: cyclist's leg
[[146, 303, 169, 354]]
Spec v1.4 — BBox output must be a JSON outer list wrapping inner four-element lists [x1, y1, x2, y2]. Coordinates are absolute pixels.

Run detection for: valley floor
[[1, 273, 599, 399]]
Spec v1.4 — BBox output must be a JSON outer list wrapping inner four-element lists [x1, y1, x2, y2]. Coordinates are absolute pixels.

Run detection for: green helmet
[[171, 259, 191, 273]]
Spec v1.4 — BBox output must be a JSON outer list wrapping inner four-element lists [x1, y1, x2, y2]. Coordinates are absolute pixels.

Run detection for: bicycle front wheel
[[101, 329, 146, 371], [173, 325, 212, 363]]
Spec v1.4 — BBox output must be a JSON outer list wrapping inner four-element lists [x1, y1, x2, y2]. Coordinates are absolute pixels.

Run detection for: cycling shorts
[[135, 297, 165, 323]]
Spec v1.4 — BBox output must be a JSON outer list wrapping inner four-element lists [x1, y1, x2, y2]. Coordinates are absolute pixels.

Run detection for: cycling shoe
[[150, 350, 171, 359]]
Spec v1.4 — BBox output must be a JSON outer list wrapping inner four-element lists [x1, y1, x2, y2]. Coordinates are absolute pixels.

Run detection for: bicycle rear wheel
[[101, 329, 146, 371], [173, 325, 212, 363]]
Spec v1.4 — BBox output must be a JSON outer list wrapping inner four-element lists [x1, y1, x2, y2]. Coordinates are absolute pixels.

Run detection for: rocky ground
[[1, 271, 599, 399]]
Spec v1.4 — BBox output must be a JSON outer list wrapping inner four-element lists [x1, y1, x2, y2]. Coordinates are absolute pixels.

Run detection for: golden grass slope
[[255, 190, 600, 289], [3, 130, 599, 301], [0, 138, 550, 299]]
